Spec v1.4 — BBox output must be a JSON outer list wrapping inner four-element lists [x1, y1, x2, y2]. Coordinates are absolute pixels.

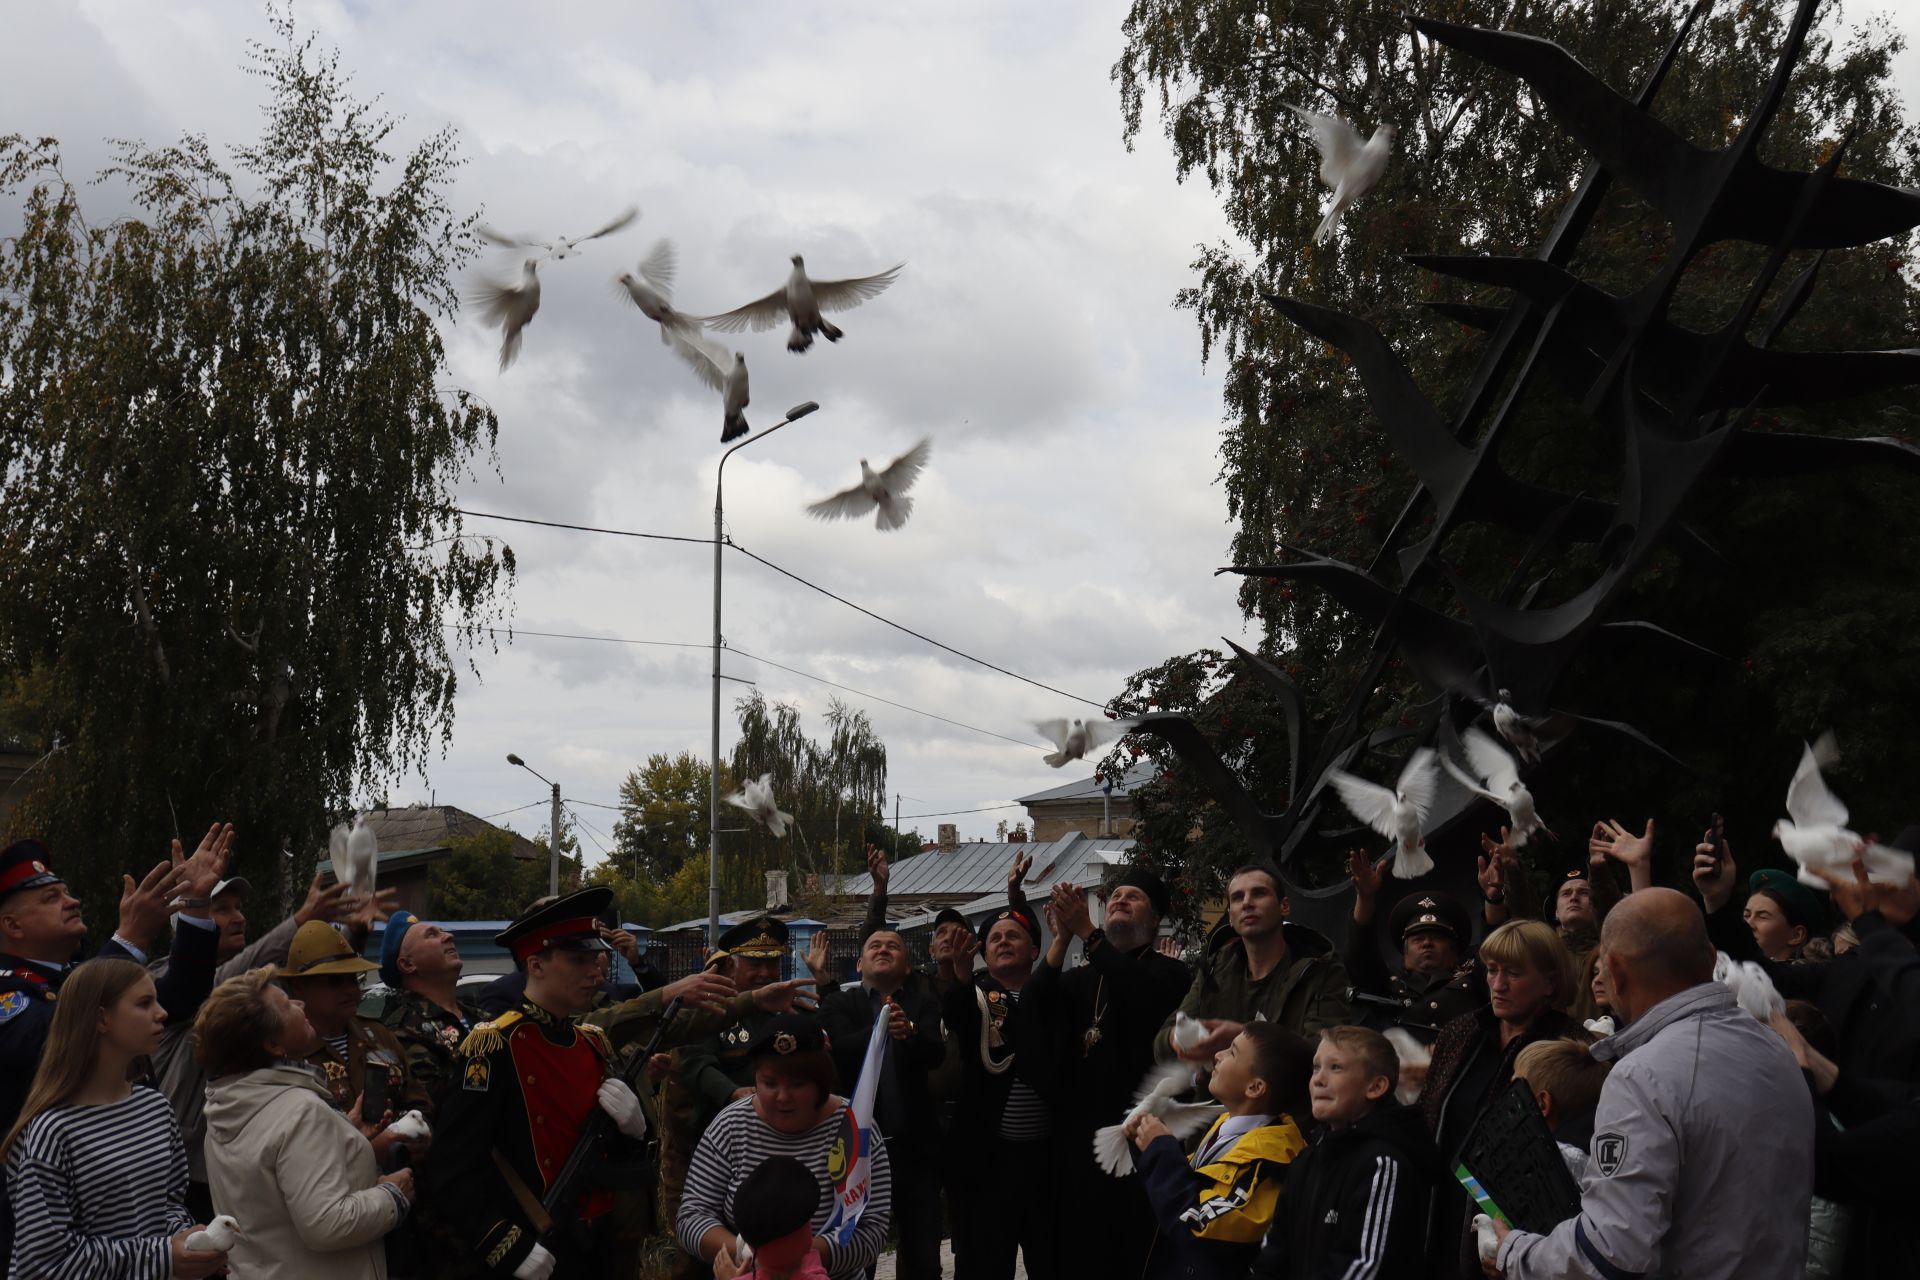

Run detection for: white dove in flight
[[700, 255, 902, 353], [1714, 951, 1785, 1022], [477, 205, 639, 261], [1034, 716, 1137, 769], [1490, 688, 1545, 764], [1442, 728, 1549, 847], [727, 774, 793, 837], [1287, 105, 1395, 244], [667, 327, 751, 442], [1092, 1060, 1224, 1176], [328, 814, 378, 895], [467, 259, 540, 372], [805, 439, 932, 532], [1326, 747, 1440, 878], [1772, 733, 1915, 886], [185, 1216, 242, 1252], [615, 239, 699, 342]]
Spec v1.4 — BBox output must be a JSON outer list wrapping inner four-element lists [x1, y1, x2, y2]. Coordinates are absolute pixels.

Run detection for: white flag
[[821, 1005, 890, 1245]]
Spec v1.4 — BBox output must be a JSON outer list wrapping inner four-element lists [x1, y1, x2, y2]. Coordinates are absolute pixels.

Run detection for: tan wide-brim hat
[[277, 920, 379, 979]]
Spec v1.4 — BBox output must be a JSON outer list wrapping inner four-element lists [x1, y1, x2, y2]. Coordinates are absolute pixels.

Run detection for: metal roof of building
[[841, 832, 1135, 899], [1014, 761, 1154, 805]]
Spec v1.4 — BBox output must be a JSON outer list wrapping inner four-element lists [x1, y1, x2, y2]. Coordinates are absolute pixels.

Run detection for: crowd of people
[[1, 810, 1916, 1280]]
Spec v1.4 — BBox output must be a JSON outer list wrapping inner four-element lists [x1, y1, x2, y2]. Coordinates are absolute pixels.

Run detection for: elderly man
[[820, 928, 947, 1280], [1158, 862, 1352, 1064], [374, 908, 488, 1112], [1490, 888, 1813, 1280], [280, 919, 431, 1130], [1345, 852, 1480, 1042], [1024, 868, 1190, 1280]]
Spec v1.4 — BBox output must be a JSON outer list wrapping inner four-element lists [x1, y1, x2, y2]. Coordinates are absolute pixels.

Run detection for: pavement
[[873, 1240, 1025, 1280]]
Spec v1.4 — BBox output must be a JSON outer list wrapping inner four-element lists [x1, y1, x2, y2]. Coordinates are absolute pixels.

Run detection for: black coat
[[1251, 1103, 1440, 1280], [817, 981, 946, 1142], [1023, 933, 1192, 1123]]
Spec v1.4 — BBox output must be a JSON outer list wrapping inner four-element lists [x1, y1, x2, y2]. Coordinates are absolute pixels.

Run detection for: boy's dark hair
[[1241, 1021, 1315, 1118], [1512, 1037, 1609, 1127], [1318, 1026, 1399, 1092], [1784, 998, 1838, 1060]]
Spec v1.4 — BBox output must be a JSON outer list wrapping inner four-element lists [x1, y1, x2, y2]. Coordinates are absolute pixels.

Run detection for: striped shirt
[[4, 1087, 194, 1280], [992, 987, 1048, 1142], [678, 1097, 893, 1280]]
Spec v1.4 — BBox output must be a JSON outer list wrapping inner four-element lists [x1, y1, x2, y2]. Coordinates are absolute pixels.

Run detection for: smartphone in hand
[[1705, 812, 1728, 871]]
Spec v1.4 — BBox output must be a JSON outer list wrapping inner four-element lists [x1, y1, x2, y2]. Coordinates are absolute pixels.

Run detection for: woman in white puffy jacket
[[194, 968, 414, 1279]]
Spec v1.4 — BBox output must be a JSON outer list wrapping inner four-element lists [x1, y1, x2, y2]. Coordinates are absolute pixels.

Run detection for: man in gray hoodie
[[1491, 888, 1814, 1280]]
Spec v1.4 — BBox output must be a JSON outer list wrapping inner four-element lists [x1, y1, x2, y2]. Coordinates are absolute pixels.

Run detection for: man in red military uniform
[[421, 887, 653, 1279]]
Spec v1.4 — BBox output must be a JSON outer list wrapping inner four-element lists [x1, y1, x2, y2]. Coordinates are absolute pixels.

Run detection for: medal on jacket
[[986, 990, 1008, 1050]]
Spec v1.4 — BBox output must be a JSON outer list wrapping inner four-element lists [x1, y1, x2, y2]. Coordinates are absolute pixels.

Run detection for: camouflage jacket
[[378, 987, 487, 1115], [303, 1015, 431, 1122]]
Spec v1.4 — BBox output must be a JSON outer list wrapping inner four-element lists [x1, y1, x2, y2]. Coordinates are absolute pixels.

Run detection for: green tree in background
[[0, 9, 512, 933], [1109, 0, 1920, 904], [429, 828, 569, 920]]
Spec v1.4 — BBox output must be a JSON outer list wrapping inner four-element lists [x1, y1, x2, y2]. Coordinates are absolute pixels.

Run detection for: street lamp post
[[710, 401, 820, 949], [507, 752, 562, 896]]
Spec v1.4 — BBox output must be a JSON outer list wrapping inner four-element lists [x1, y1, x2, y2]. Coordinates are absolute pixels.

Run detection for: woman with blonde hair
[[1420, 917, 1580, 1277], [197, 965, 413, 1280], [2, 957, 226, 1280]]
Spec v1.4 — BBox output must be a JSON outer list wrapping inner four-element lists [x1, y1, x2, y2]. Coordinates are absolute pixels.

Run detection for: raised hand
[[1008, 849, 1034, 892], [866, 844, 890, 890], [1691, 828, 1738, 914], [345, 886, 400, 932], [1348, 848, 1384, 923], [1808, 855, 1920, 928], [598, 923, 641, 965], [663, 969, 737, 1014], [173, 822, 236, 901], [293, 871, 357, 926], [753, 977, 819, 1014], [118, 859, 190, 952], [1050, 882, 1094, 939], [944, 931, 981, 979], [1155, 936, 1183, 960], [804, 931, 832, 982]]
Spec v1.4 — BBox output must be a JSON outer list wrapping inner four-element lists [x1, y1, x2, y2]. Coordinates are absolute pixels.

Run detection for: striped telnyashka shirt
[[677, 1096, 893, 1280], [5, 1086, 194, 1280]]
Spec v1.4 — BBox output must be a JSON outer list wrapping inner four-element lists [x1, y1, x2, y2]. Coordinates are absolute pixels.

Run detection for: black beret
[[977, 907, 1040, 947], [1749, 868, 1829, 935], [933, 907, 969, 930], [732, 1155, 821, 1248], [1109, 868, 1171, 917], [745, 1013, 830, 1061]]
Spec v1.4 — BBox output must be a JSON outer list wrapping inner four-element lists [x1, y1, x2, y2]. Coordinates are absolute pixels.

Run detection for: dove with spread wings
[[700, 255, 902, 353]]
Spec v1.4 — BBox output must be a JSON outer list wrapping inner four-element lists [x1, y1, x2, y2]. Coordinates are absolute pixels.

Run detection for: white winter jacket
[[1499, 981, 1814, 1280], [203, 1063, 405, 1280]]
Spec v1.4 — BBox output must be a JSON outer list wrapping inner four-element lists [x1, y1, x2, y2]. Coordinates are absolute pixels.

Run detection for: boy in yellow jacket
[[1126, 1022, 1314, 1280]]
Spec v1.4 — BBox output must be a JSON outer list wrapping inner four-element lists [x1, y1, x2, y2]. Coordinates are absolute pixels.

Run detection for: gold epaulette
[[458, 1010, 524, 1057], [579, 1021, 613, 1061]]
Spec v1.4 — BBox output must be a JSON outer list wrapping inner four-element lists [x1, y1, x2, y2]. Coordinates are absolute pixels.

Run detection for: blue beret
[[379, 909, 420, 989]]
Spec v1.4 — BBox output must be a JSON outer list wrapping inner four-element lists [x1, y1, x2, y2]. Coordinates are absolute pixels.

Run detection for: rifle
[[540, 994, 685, 1245]]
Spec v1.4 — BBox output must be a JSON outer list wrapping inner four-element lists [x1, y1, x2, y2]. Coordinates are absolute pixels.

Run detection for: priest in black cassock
[[1022, 868, 1192, 1280]]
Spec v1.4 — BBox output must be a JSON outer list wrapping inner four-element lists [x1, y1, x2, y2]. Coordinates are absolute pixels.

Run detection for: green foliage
[[588, 696, 912, 928], [429, 828, 567, 921], [1111, 0, 1920, 902], [0, 9, 512, 932]]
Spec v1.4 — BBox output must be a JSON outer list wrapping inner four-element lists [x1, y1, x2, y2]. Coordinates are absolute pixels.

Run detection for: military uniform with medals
[[420, 889, 643, 1279], [1343, 892, 1483, 1043], [366, 909, 488, 1117], [278, 920, 433, 1121]]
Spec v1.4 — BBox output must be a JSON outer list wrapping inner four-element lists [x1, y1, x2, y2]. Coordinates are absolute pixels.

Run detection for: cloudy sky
[[5, 2, 1916, 864]]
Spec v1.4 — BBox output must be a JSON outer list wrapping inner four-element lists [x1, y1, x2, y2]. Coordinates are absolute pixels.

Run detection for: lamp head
[[786, 401, 820, 422], [506, 753, 525, 767]]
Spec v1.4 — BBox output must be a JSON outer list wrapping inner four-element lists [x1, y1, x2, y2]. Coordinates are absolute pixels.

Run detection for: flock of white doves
[[462, 104, 1400, 826]]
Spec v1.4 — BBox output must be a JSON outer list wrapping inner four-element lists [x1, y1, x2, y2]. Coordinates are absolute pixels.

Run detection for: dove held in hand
[[727, 774, 793, 837], [185, 1216, 241, 1252], [806, 438, 932, 531], [1092, 1061, 1224, 1177], [1326, 747, 1440, 878], [387, 1110, 431, 1143], [328, 814, 378, 895], [1771, 733, 1915, 887], [701, 255, 902, 353], [1288, 106, 1395, 244]]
